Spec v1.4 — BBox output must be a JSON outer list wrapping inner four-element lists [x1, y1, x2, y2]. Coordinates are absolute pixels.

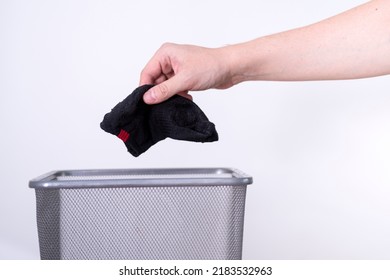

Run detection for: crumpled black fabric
[[100, 84, 218, 157]]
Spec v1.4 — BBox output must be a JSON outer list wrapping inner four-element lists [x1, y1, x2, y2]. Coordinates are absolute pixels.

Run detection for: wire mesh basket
[[29, 168, 253, 260]]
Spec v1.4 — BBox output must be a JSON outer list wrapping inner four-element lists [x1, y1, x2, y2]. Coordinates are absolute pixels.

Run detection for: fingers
[[139, 59, 165, 86], [143, 75, 185, 104], [140, 43, 213, 104], [140, 44, 181, 104], [140, 43, 175, 86]]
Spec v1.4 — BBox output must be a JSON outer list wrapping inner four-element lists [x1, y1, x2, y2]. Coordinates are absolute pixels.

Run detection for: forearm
[[226, 0, 390, 83]]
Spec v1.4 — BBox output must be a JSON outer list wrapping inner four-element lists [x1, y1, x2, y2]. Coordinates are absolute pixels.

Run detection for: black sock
[[100, 85, 218, 157]]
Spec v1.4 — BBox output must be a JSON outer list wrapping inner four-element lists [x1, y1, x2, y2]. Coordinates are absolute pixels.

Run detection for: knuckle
[[160, 42, 177, 54], [161, 42, 173, 49]]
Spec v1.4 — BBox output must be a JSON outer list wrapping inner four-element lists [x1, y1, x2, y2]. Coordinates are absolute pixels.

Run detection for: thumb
[[143, 77, 183, 104]]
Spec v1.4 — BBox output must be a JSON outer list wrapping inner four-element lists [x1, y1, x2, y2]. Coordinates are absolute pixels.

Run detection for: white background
[[1, 0, 389, 259]]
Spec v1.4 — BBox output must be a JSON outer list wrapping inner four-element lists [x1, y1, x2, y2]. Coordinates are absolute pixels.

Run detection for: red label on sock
[[117, 129, 130, 142]]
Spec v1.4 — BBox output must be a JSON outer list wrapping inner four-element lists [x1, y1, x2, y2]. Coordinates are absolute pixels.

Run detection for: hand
[[139, 43, 235, 104]]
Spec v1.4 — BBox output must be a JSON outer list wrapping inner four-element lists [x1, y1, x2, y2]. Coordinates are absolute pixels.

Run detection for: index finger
[[139, 58, 163, 85]]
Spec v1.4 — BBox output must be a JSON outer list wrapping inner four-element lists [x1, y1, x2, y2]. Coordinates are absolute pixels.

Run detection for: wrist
[[221, 35, 286, 85], [220, 39, 268, 85]]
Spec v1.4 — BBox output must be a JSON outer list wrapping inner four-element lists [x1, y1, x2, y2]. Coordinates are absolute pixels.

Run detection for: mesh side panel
[[36, 185, 247, 260], [35, 189, 61, 259]]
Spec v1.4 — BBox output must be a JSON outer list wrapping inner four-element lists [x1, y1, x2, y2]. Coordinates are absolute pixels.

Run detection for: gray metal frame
[[29, 167, 253, 189]]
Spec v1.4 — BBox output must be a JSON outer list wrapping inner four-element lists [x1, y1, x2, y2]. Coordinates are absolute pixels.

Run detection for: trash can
[[29, 168, 253, 260]]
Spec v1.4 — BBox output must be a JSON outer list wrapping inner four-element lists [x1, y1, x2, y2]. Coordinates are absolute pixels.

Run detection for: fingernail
[[144, 90, 157, 104]]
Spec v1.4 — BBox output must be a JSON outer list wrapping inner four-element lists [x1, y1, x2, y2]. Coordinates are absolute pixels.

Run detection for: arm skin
[[140, 0, 390, 104]]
